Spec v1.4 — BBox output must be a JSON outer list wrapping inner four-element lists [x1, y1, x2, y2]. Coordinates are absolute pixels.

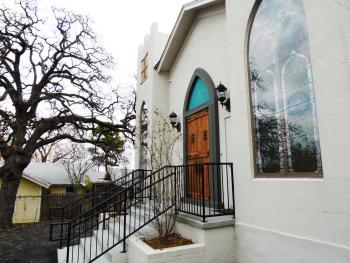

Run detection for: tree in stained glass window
[[188, 78, 211, 110], [249, 0, 322, 176]]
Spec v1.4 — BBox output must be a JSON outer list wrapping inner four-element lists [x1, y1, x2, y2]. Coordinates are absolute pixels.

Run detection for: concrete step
[[117, 207, 156, 237], [92, 229, 125, 253], [57, 245, 87, 263], [78, 235, 113, 263], [57, 203, 157, 263], [57, 228, 120, 263]]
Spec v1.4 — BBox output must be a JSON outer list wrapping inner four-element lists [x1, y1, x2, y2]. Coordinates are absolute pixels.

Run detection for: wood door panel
[[186, 109, 210, 200], [187, 157, 210, 200]]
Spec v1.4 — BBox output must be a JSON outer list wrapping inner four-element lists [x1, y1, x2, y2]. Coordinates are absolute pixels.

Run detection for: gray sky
[[51, 0, 190, 168], [3, 0, 189, 85], [2, 0, 190, 168], [46, 0, 190, 86]]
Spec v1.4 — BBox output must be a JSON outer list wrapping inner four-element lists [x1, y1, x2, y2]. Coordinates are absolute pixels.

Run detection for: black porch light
[[169, 111, 181, 132], [215, 82, 231, 112]]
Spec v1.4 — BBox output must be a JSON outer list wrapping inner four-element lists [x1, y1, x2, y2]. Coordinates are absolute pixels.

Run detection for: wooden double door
[[186, 109, 210, 200]]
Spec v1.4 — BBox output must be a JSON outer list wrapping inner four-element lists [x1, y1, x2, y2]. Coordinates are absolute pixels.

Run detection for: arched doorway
[[183, 68, 220, 200]]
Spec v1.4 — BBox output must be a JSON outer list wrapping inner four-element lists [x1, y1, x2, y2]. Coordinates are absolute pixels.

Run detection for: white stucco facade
[[135, 0, 350, 262]]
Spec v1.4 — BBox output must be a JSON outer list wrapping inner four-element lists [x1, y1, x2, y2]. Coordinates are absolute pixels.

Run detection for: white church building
[[135, 0, 350, 262]]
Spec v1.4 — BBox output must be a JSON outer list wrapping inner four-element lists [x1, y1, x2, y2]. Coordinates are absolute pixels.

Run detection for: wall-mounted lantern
[[169, 112, 181, 132], [215, 82, 231, 112]]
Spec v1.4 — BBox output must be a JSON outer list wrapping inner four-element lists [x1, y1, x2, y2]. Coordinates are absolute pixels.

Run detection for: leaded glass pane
[[283, 55, 320, 172], [249, 0, 322, 176], [253, 70, 281, 173], [188, 78, 211, 110]]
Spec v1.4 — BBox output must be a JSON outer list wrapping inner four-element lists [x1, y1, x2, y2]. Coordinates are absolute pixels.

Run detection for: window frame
[[247, 0, 323, 179], [141, 53, 148, 84], [65, 185, 75, 193]]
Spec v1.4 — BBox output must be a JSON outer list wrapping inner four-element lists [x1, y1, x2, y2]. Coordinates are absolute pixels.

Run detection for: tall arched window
[[248, 0, 322, 177], [139, 102, 148, 169]]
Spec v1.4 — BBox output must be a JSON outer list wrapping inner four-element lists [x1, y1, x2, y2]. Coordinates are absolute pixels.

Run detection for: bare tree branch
[[0, 0, 135, 228]]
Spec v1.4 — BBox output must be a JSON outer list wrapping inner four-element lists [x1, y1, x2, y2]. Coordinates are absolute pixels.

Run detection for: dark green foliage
[[88, 126, 125, 180]]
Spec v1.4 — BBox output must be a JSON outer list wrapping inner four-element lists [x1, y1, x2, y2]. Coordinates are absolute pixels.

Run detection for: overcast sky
[[4, 0, 189, 84], [2, 0, 190, 168], [45, 0, 190, 86], [49, 0, 190, 168]]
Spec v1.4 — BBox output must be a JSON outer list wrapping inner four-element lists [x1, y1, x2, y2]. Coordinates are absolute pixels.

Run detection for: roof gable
[[156, 0, 225, 72]]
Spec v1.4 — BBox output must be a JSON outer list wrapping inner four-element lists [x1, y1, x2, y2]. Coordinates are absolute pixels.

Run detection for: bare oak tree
[[62, 143, 94, 192], [0, 1, 135, 228], [32, 140, 73, 163]]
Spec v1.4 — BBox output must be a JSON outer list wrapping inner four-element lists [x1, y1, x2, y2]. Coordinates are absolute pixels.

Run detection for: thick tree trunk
[[0, 167, 21, 229], [104, 161, 111, 181], [0, 155, 29, 229]]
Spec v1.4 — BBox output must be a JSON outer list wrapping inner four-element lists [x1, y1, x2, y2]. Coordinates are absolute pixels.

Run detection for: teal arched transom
[[188, 78, 211, 110]]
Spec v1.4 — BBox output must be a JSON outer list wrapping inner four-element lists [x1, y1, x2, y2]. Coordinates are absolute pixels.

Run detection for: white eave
[[22, 173, 51, 189], [156, 0, 224, 72]]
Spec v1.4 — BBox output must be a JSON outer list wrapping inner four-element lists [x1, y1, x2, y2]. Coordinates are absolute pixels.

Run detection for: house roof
[[156, 0, 224, 72], [0, 161, 116, 189]]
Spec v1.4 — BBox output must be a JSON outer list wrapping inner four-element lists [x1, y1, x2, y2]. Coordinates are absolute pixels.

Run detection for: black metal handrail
[[175, 163, 235, 221], [57, 163, 234, 263], [49, 169, 150, 222], [65, 166, 176, 263], [49, 169, 151, 247]]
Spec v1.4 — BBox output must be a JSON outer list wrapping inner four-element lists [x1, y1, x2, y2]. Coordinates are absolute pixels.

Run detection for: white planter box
[[127, 235, 206, 263]]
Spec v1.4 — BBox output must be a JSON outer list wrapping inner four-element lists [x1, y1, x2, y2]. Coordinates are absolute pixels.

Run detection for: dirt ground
[[0, 223, 59, 263]]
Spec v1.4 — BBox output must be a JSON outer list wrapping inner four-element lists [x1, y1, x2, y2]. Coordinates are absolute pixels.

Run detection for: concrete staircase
[[57, 203, 156, 263]]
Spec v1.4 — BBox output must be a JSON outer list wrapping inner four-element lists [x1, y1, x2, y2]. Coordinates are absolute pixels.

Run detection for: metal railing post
[[174, 167, 177, 212], [141, 170, 144, 204], [102, 212, 106, 230], [103, 191, 107, 230], [132, 171, 134, 192], [59, 207, 64, 248], [66, 221, 71, 263], [230, 163, 235, 219], [150, 174, 152, 200], [122, 194, 127, 253], [201, 164, 206, 222]]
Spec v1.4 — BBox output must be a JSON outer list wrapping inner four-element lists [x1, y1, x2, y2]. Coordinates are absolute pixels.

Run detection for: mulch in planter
[[143, 233, 193, 250]]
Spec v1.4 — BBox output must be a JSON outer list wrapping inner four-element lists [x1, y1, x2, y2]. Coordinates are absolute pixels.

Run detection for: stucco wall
[[136, 0, 350, 260], [175, 221, 235, 263], [168, 4, 229, 165], [233, 224, 350, 263], [224, 0, 350, 255], [135, 23, 169, 169]]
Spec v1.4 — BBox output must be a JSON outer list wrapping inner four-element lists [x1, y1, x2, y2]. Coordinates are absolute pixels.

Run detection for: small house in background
[[0, 161, 114, 224]]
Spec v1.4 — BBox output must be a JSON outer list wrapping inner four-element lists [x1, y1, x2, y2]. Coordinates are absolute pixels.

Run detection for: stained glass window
[[249, 0, 322, 176], [188, 78, 211, 110]]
